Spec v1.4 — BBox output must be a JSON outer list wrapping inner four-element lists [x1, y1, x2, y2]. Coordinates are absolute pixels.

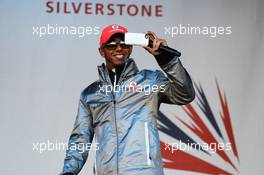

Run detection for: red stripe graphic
[[216, 81, 239, 161], [160, 81, 240, 174]]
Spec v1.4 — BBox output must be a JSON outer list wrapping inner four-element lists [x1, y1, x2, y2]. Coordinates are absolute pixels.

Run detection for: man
[[60, 24, 195, 175]]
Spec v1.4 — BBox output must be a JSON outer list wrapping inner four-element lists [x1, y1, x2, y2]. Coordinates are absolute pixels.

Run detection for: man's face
[[99, 33, 132, 70]]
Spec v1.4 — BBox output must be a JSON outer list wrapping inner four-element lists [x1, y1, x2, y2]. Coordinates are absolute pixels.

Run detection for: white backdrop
[[0, 0, 263, 174]]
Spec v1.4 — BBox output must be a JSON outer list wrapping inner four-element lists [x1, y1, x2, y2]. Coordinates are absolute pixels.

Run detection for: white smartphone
[[124, 33, 149, 46]]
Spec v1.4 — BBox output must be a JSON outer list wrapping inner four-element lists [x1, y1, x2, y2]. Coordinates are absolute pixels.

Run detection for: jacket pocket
[[119, 120, 153, 169], [144, 122, 152, 166]]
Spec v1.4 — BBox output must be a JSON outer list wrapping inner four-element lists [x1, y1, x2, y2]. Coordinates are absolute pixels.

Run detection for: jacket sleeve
[[60, 96, 94, 175], [156, 55, 195, 105]]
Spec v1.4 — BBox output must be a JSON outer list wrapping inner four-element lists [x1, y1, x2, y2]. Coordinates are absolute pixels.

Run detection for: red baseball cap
[[100, 24, 128, 48]]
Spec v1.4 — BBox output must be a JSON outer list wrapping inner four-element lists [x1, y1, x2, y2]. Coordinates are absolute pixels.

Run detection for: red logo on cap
[[112, 24, 119, 30]]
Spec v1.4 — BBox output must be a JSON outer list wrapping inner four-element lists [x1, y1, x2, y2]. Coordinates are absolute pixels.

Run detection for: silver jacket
[[60, 57, 195, 175]]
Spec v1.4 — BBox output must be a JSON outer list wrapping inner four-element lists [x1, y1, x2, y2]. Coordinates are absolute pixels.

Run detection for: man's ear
[[98, 48, 105, 57]]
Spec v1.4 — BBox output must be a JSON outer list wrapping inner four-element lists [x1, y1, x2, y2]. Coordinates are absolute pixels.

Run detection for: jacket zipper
[[113, 70, 119, 174], [104, 67, 119, 174], [113, 97, 119, 174], [144, 122, 151, 166]]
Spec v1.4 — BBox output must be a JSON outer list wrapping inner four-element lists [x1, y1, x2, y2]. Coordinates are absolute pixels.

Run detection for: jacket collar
[[97, 58, 139, 84]]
